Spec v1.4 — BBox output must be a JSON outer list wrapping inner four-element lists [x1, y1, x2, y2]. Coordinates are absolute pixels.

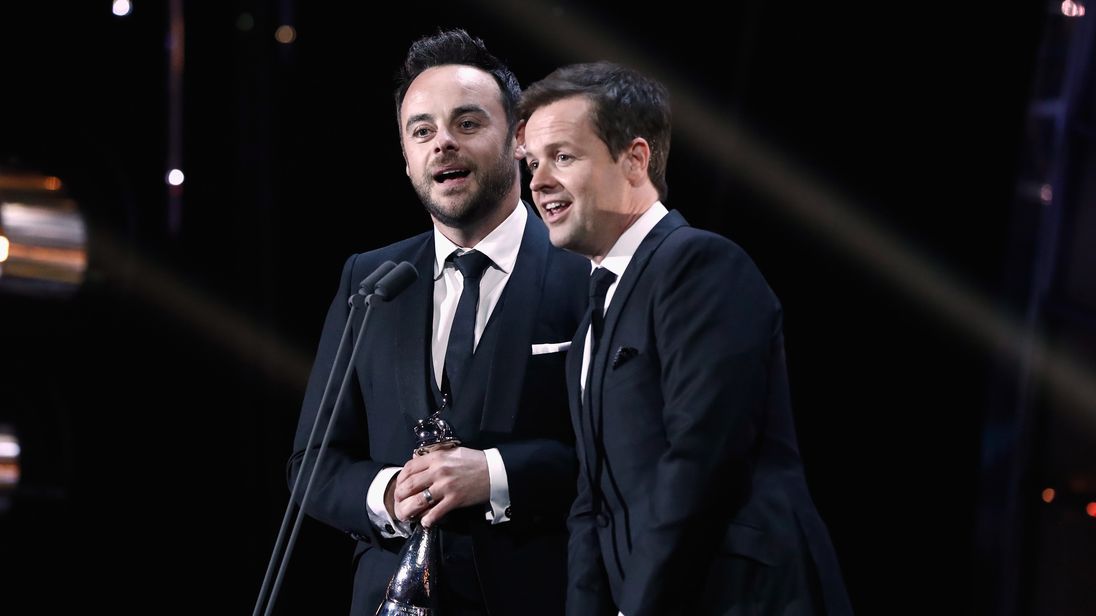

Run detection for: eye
[[411, 126, 434, 139], [526, 160, 539, 171], [556, 153, 573, 164], [458, 119, 481, 131]]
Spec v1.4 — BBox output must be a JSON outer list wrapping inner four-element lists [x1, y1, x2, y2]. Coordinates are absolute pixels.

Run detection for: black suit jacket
[[566, 210, 852, 616], [289, 205, 589, 615]]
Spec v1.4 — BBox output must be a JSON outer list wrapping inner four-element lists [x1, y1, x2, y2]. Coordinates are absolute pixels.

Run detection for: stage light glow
[[275, 25, 296, 44], [112, 0, 132, 17], [1062, 0, 1086, 17]]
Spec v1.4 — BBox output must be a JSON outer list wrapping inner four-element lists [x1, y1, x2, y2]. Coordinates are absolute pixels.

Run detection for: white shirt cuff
[[483, 447, 511, 524], [366, 466, 411, 538]]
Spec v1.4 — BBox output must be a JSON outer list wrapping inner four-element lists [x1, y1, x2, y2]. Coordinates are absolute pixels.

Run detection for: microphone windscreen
[[374, 261, 418, 301], [359, 261, 397, 294]]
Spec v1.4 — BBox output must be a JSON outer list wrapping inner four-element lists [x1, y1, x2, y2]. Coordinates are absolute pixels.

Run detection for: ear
[[399, 141, 410, 177], [624, 137, 651, 186], [514, 120, 527, 160]]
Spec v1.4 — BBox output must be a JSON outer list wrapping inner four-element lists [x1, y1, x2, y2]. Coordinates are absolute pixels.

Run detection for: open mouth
[[433, 169, 471, 183], [541, 200, 571, 222]]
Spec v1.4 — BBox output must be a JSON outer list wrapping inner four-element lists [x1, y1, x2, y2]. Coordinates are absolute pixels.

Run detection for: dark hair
[[394, 29, 522, 136], [519, 61, 671, 200]]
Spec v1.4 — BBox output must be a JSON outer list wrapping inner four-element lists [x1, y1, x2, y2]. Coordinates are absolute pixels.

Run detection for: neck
[[590, 187, 659, 264], [437, 187, 520, 248]]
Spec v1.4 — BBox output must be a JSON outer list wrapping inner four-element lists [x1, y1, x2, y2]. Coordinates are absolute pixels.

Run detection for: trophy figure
[[376, 405, 460, 616]]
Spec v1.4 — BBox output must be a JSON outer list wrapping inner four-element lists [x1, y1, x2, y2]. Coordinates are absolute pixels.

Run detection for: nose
[[434, 127, 458, 153], [529, 163, 557, 194]]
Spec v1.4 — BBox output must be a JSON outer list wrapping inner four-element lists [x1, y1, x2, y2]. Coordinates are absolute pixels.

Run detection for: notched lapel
[[480, 206, 548, 434], [394, 240, 436, 432]]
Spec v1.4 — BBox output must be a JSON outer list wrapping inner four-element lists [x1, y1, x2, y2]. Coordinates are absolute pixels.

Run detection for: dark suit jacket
[[566, 210, 852, 616], [289, 205, 589, 615]]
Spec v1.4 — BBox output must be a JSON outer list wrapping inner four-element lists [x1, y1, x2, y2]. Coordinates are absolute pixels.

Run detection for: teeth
[[435, 169, 470, 181], [544, 202, 567, 212]]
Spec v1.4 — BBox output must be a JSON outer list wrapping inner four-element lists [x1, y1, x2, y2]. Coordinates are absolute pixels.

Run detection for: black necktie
[[444, 249, 493, 401], [588, 267, 617, 358], [584, 267, 617, 400], [584, 266, 617, 519]]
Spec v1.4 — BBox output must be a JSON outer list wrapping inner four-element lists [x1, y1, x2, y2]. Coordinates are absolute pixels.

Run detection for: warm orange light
[[0, 462, 18, 486], [0, 235, 9, 263], [1086, 503, 1096, 518], [1042, 488, 1056, 503], [275, 25, 296, 44], [44, 176, 62, 191]]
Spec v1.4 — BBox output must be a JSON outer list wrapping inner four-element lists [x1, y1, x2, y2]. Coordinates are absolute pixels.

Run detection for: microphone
[[255, 260, 420, 616], [349, 260, 397, 307], [373, 261, 418, 301]]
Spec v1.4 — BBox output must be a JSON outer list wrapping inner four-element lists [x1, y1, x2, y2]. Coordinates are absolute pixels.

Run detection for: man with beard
[[288, 30, 588, 615]]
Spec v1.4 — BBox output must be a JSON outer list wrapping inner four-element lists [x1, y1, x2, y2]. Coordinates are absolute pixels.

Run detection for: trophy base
[[376, 599, 432, 616]]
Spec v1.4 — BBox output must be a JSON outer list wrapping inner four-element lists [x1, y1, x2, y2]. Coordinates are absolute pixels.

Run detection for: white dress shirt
[[580, 201, 669, 392], [366, 202, 527, 537]]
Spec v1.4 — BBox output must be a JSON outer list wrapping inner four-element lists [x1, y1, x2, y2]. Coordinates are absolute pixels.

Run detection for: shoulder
[[545, 243, 590, 278], [343, 231, 432, 279], [654, 225, 779, 310], [654, 225, 754, 275]]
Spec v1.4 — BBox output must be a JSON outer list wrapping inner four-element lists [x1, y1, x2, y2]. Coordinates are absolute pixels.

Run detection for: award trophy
[[376, 404, 460, 616]]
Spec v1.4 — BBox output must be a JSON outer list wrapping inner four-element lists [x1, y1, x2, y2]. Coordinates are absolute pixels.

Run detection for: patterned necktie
[[443, 249, 493, 401]]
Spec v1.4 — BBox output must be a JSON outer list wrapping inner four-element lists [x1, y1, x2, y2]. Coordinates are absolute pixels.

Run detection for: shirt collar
[[433, 200, 527, 279], [595, 200, 669, 278]]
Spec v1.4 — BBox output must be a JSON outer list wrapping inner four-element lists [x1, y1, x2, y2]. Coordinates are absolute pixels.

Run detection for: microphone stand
[[253, 261, 413, 616]]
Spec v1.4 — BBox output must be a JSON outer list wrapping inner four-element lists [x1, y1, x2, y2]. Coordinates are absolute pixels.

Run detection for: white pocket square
[[531, 341, 572, 355]]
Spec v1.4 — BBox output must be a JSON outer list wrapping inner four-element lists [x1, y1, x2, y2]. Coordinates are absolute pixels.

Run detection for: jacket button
[[504, 506, 513, 519], [595, 513, 610, 528]]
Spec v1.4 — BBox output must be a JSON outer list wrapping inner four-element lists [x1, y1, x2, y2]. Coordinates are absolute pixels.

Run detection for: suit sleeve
[[286, 254, 389, 545], [494, 438, 576, 525], [620, 238, 780, 616]]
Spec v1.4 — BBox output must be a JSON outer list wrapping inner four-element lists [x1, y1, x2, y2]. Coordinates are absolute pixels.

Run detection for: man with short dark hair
[[289, 30, 588, 615], [520, 61, 853, 616]]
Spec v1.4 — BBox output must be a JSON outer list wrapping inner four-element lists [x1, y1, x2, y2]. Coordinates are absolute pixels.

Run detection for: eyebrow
[[404, 113, 434, 132], [525, 140, 569, 158], [451, 104, 488, 118]]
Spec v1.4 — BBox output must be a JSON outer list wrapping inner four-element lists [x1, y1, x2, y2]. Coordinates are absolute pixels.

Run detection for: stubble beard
[[414, 146, 516, 230]]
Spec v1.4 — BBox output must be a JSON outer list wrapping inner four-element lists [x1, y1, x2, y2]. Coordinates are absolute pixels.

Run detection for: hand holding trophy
[[376, 404, 460, 616]]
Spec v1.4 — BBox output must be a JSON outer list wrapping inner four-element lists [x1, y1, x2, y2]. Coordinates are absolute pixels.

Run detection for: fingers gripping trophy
[[376, 405, 460, 615]]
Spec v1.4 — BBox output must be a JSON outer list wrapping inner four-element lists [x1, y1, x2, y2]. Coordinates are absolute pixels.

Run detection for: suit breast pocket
[[602, 346, 656, 393]]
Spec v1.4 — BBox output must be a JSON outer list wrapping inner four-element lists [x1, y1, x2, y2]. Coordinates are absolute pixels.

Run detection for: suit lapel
[[479, 204, 548, 434], [566, 311, 590, 422], [394, 237, 437, 431], [590, 210, 687, 412]]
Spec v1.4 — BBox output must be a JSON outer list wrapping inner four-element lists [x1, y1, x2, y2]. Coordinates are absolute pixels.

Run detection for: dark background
[[3, 1, 1092, 614]]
